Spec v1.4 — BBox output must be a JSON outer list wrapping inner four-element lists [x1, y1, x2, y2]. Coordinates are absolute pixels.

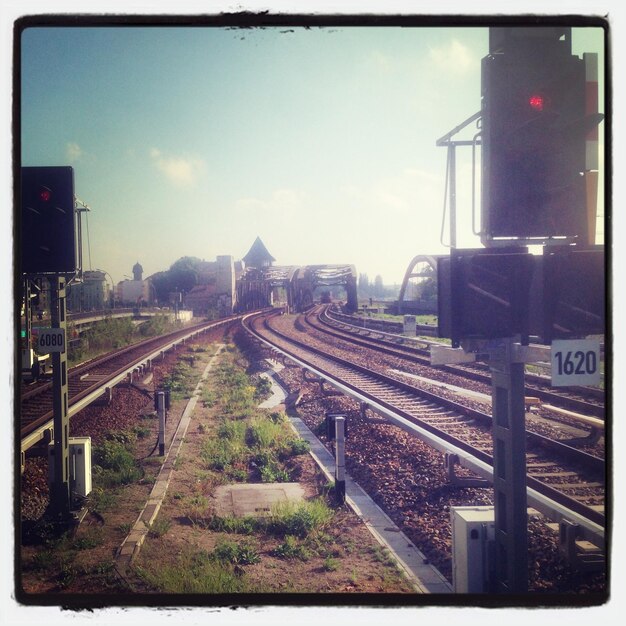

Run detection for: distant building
[[186, 255, 235, 317], [242, 236, 275, 269], [67, 271, 110, 312], [116, 262, 154, 306]]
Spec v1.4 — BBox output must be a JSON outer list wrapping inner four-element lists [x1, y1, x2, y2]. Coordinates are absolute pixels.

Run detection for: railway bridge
[[235, 263, 358, 313]]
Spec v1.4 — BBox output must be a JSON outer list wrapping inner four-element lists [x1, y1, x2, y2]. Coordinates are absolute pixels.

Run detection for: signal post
[[49, 275, 71, 517], [437, 26, 604, 594], [21, 166, 77, 520]]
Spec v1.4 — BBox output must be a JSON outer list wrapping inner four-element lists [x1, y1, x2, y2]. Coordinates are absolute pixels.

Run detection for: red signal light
[[528, 94, 545, 111], [39, 187, 52, 202]]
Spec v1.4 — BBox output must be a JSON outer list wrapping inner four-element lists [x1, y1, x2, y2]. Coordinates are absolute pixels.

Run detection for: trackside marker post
[[156, 391, 166, 456], [334, 415, 346, 504]]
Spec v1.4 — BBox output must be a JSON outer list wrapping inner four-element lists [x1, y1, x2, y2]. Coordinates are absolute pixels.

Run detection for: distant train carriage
[[320, 290, 331, 304]]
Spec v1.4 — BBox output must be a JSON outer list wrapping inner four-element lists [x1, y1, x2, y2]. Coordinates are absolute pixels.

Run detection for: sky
[[18, 20, 605, 287], [3, 4, 622, 625]]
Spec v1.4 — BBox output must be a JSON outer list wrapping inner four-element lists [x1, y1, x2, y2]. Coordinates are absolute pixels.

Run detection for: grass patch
[[206, 498, 334, 544], [72, 527, 104, 550], [92, 436, 142, 488], [271, 535, 312, 561], [266, 499, 333, 539], [212, 539, 261, 566], [160, 361, 196, 400], [135, 547, 254, 594], [199, 354, 310, 483]]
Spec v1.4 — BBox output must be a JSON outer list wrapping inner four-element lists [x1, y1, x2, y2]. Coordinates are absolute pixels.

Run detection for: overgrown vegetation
[[91, 431, 143, 489], [135, 546, 256, 594], [199, 359, 309, 484], [68, 313, 178, 365], [23, 338, 417, 595], [160, 361, 197, 400]]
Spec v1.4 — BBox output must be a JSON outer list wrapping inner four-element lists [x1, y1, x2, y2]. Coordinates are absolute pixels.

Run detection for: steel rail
[[307, 309, 604, 471], [242, 310, 605, 549], [320, 306, 605, 418], [20, 316, 241, 458]]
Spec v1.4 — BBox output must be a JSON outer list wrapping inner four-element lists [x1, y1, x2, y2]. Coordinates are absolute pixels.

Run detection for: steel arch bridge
[[235, 264, 358, 313], [397, 255, 441, 314]]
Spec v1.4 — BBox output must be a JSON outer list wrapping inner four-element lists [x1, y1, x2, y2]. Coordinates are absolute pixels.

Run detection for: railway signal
[[21, 166, 76, 275], [530, 245, 605, 342], [481, 27, 593, 243], [437, 249, 534, 348], [21, 166, 77, 519]]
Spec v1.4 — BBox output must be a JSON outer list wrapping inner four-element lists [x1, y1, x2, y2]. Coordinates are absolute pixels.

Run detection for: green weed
[[148, 517, 172, 538], [212, 539, 261, 566], [92, 438, 142, 487], [272, 535, 311, 561], [135, 547, 251, 594], [267, 499, 333, 539]]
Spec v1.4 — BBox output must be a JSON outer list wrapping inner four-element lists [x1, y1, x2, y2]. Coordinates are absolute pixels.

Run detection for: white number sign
[[37, 328, 66, 353], [551, 339, 601, 387]]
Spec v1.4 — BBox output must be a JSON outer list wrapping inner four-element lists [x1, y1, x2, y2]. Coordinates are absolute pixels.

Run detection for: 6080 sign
[[37, 328, 66, 353], [551, 339, 601, 387]]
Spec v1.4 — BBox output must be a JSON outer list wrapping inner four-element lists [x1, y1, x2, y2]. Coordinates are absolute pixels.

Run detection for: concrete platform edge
[[265, 365, 452, 594]]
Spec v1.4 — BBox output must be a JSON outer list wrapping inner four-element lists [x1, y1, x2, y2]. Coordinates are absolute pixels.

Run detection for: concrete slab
[[214, 482, 306, 518]]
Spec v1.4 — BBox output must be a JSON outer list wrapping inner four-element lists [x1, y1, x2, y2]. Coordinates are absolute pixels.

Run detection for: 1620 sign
[[551, 339, 601, 387]]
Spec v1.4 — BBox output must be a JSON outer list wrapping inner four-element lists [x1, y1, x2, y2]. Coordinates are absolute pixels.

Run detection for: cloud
[[66, 142, 82, 162], [149, 148, 204, 186], [236, 188, 307, 216], [343, 167, 442, 217], [427, 39, 478, 74], [367, 50, 393, 73]]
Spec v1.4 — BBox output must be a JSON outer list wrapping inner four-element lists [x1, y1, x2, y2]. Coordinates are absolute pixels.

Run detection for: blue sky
[[20, 23, 605, 285]]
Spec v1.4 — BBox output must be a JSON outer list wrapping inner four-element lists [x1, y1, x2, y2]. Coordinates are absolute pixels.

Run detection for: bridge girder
[[397, 255, 441, 314], [235, 264, 358, 313]]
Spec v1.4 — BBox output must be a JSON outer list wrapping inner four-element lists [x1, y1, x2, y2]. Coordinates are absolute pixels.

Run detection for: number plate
[[551, 339, 601, 387], [37, 328, 66, 353]]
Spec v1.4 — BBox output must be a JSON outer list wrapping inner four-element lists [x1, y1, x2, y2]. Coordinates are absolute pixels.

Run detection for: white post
[[334, 415, 346, 504], [157, 391, 166, 456]]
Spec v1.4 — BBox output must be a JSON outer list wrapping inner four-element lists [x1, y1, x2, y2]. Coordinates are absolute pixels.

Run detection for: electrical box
[[403, 315, 416, 336], [48, 436, 92, 501], [21, 347, 34, 371], [451, 506, 495, 593]]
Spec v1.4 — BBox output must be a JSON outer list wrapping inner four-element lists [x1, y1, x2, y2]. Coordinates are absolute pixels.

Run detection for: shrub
[[323, 556, 339, 572], [269, 411, 287, 424], [254, 376, 273, 400]]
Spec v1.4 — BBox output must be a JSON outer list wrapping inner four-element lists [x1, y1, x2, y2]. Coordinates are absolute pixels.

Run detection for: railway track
[[20, 316, 241, 459], [321, 305, 606, 419], [243, 309, 605, 549]]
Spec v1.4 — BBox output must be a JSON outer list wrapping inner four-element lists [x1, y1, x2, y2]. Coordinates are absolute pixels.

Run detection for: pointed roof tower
[[242, 237, 276, 269]]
